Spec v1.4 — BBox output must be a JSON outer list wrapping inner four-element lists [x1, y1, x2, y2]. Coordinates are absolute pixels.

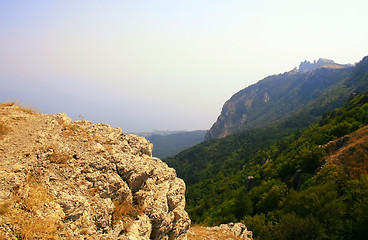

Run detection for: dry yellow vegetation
[[0, 101, 38, 114], [1, 176, 60, 239]]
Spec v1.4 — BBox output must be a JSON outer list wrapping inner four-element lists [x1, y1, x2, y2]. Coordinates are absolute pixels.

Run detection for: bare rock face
[[0, 104, 190, 239], [299, 58, 345, 72], [205, 86, 258, 140]]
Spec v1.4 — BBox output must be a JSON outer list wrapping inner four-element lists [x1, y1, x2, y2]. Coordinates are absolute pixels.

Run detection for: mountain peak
[[299, 58, 339, 71]]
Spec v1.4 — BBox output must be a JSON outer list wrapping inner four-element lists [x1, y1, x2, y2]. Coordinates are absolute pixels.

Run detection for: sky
[[1, 0, 368, 132]]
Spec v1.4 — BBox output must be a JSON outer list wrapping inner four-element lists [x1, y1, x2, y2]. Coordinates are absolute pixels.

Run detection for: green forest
[[164, 56, 368, 239]]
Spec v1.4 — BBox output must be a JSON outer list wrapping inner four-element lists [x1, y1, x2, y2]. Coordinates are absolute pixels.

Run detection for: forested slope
[[188, 90, 368, 240], [163, 56, 368, 239], [165, 56, 368, 188]]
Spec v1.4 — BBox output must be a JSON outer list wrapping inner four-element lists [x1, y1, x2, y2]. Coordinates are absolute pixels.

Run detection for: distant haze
[[1, 1, 367, 132]]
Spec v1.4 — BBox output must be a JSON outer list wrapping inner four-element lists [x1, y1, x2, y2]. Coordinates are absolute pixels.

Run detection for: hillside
[[324, 125, 368, 178], [0, 103, 190, 239], [164, 55, 368, 239], [166, 56, 368, 187], [187, 89, 368, 240], [205, 58, 357, 140]]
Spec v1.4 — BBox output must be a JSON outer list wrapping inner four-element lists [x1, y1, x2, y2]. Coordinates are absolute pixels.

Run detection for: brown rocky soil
[[188, 223, 252, 240], [324, 125, 368, 178]]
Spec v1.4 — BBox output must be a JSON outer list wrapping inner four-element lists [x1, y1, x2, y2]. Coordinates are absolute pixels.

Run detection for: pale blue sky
[[1, 0, 367, 132]]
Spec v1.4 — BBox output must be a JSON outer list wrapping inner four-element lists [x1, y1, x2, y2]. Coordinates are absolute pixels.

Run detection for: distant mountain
[[146, 130, 206, 158], [298, 58, 350, 71], [131, 130, 185, 138], [205, 58, 357, 140]]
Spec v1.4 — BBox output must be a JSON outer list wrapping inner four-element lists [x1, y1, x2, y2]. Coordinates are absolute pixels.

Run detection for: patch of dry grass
[[0, 201, 10, 215], [60, 123, 92, 142], [61, 123, 81, 133], [4, 176, 60, 239], [112, 199, 144, 231], [48, 152, 70, 165], [0, 102, 16, 107], [38, 145, 70, 165], [0, 122, 8, 138], [0, 122, 8, 152], [88, 186, 99, 196], [0, 101, 39, 114]]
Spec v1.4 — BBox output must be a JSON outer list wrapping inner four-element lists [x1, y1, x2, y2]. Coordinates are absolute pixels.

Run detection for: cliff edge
[[0, 103, 190, 239]]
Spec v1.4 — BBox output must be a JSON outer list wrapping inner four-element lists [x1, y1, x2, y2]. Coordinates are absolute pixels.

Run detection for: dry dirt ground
[[0, 104, 45, 173], [324, 125, 368, 178], [188, 225, 242, 240]]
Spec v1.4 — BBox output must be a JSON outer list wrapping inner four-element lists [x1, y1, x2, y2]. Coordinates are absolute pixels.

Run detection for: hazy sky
[[1, 0, 368, 132]]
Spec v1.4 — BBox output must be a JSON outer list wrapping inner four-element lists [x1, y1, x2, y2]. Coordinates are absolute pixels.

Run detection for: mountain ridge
[[298, 58, 350, 71], [205, 63, 353, 140]]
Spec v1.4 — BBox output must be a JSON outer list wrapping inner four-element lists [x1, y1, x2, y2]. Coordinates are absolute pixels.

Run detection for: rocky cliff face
[[205, 85, 259, 140], [0, 104, 190, 239], [205, 62, 352, 140], [298, 58, 341, 71]]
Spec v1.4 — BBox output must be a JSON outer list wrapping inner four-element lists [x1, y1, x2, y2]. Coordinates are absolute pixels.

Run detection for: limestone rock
[[206, 222, 253, 240], [298, 58, 345, 72], [0, 104, 190, 239]]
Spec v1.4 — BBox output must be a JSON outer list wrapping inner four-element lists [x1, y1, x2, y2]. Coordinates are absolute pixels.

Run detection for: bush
[[242, 214, 272, 240], [0, 122, 7, 138], [273, 213, 323, 240]]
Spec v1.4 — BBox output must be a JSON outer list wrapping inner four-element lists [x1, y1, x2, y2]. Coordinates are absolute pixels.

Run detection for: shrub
[[47, 152, 70, 165], [273, 213, 323, 240], [0, 201, 10, 215], [0, 122, 8, 138], [0, 101, 38, 114]]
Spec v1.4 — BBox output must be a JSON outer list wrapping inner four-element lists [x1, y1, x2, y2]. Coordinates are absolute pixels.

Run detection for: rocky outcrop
[[205, 222, 253, 240], [299, 58, 340, 71], [187, 223, 253, 240], [0, 104, 190, 239], [205, 86, 258, 140]]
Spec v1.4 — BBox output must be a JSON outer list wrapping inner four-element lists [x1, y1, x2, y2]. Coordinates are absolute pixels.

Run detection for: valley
[[1, 56, 368, 239]]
